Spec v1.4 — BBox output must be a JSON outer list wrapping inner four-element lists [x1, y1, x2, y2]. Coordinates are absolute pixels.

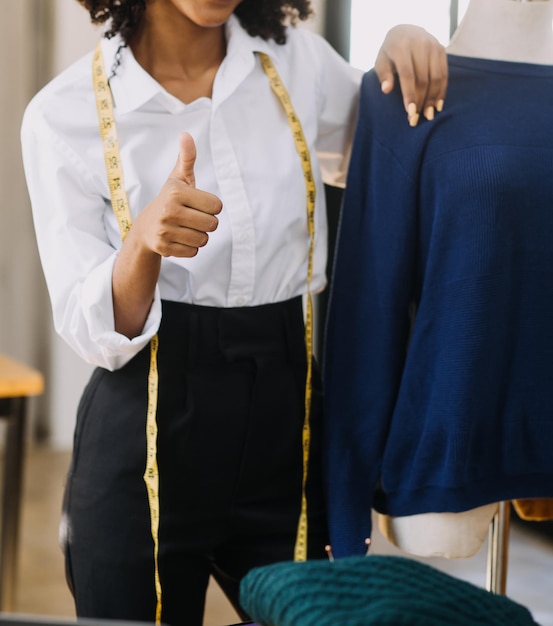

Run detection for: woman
[[21, 1, 447, 624]]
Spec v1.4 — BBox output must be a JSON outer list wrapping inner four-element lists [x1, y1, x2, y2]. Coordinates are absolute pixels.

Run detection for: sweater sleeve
[[323, 71, 419, 558]]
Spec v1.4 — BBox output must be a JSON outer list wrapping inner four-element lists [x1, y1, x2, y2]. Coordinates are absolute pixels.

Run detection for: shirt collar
[[225, 13, 274, 60], [102, 14, 278, 115], [102, 35, 162, 115]]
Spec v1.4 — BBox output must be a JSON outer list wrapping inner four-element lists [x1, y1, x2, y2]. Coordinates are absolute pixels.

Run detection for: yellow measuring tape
[[92, 42, 162, 624], [258, 53, 316, 562], [91, 42, 316, 621]]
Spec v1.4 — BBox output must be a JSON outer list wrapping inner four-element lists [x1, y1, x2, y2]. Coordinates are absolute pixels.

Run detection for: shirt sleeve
[[21, 102, 161, 371], [311, 34, 363, 188], [322, 71, 418, 557]]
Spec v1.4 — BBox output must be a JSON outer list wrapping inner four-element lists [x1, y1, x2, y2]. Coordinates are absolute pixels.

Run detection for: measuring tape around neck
[[91, 41, 316, 621]]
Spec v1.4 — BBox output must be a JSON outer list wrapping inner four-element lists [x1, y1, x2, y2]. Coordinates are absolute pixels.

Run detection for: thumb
[[171, 132, 196, 187]]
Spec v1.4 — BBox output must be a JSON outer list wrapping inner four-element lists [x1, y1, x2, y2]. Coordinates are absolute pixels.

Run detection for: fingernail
[[425, 106, 435, 121], [381, 80, 391, 93], [407, 102, 417, 117], [436, 99, 444, 112], [408, 113, 420, 127]]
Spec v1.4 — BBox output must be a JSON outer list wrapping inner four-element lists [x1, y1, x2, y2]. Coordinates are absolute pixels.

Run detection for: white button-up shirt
[[21, 15, 361, 370]]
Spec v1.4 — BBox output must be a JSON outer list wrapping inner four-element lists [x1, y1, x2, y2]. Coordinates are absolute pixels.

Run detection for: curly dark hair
[[76, 0, 313, 45]]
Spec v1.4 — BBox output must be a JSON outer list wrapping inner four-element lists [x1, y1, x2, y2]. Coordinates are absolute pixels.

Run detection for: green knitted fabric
[[239, 555, 538, 626]]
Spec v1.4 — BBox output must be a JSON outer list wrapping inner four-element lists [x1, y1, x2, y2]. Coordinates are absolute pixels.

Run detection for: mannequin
[[447, 0, 553, 64], [323, 0, 553, 561], [378, 0, 553, 559]]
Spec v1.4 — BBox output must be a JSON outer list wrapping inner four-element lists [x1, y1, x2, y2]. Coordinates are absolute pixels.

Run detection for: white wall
[[52, 0, 102, 73], [350, 0, 469, 70]]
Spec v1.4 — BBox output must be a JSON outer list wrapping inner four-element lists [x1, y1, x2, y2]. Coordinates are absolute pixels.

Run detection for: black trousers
[[62, 298, 328, 626]]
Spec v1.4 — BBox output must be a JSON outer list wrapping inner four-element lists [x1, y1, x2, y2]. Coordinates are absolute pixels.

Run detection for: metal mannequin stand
[[486, 501, 511, 595]]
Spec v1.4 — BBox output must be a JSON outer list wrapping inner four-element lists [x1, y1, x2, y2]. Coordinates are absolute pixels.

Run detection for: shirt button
[[235, 297, 246, 307]]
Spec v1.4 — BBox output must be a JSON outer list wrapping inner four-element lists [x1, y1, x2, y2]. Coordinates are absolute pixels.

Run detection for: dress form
[[379, 0, 553, 559], [447, 0, 553, 64]]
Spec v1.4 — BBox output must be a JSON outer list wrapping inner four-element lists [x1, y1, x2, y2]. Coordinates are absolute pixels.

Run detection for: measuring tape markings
[[92, 42, 163, 624], [258, 52, 316, 563], [92, 42, 317, 620]]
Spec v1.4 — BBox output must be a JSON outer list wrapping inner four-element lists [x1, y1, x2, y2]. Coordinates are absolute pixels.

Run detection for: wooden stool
[[0, 355, 44, 611]]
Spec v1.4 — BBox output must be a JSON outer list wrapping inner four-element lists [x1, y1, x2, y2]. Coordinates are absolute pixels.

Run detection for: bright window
[[350, 0, 470, 71]]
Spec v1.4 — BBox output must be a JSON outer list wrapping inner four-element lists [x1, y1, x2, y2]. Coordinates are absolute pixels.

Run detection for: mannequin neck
[[447, 0, 553, 64]]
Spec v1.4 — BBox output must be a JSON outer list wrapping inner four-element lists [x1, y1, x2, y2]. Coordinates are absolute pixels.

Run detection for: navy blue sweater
[[323, 55, 553, 558]]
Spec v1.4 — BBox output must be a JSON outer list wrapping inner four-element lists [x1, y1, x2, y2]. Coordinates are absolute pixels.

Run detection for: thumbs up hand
[[134, 132, 222, 258]]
